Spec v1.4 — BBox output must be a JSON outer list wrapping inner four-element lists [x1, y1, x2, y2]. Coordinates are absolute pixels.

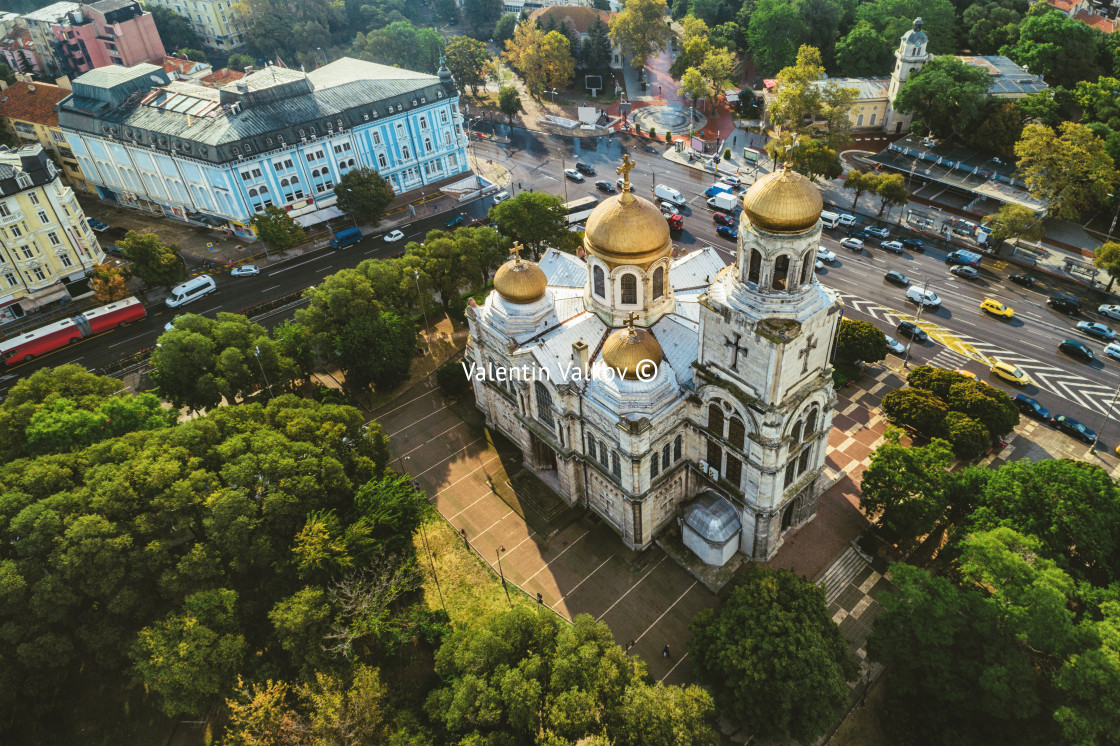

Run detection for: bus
[[564, 196, 599, 226], [0, 296, 147, 365]]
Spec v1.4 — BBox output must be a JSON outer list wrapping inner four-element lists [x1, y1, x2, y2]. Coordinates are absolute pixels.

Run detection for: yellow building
[[143, 0, 247, 51], [0, 81, 92, 193], [0, 144, 104, 320]]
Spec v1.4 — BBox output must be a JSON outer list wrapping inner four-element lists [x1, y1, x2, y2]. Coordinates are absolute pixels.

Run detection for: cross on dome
[[624, 311, 640, 334], [616, 155, 635, 193], [509, 242, 524, 264]]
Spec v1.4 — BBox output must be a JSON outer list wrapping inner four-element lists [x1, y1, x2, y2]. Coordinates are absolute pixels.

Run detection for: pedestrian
[[518, 182, 522, 189], [662, 645, 671, 658]]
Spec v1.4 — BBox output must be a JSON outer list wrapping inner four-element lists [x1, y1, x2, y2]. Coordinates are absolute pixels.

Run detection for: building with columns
[[464, 158, 842, 565]]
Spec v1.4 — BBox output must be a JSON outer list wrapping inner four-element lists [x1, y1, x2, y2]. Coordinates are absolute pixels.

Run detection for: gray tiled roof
[[20, 2, 79, 22], [58, 58, 460, 166], [87, 0, 139, 13], [0, 145, 55, 197]]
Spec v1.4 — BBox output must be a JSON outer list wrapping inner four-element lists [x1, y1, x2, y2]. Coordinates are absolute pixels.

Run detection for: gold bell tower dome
[[493, 243, 548, 304], [741, 165, 823, 234]]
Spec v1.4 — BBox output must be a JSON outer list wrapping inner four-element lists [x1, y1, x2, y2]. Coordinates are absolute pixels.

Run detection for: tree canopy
[[116, 231, 187, 289], [1002, 9, 1102, 89], [836, 318, 888, 365], [1015, 122, 1117, 220], [335, 167, 396, 227], [610, 0, 671, 68], [893, 55, 993, 140]]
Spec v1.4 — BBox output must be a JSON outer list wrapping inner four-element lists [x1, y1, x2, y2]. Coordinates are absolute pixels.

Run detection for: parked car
[[816, 246, 836, 262], [1078, 320, 1117, 342], [980, 299, 1014, 318], [864, 226, 890, 238], [884, 335, 906, 354], [716, 225, 738, 240], [712, 212, 736, 226], [837, 213, 858, 227], [719, 174, 741, 187], [1099, 304, 1120, 321], [1013, 394, 1050, 421], [950, 265, 979, 280], [230, 264, 260, 277], [1106, 341, 1120, 360], [564, 169, 585, 182], [1059, 338, 1095, 362], [896, 321, 928, 342], [884, 270, 910, 286], [989, 361, 1029, 386], [906, 287, 941, 308], [839, 237, 864, 251], [880, 240, 904, 254], [1009, 273, 1039, 288], [660, 202, 680, 215], [384, 230, 405, 242], [595, 180, 616, 194], [575, 162, 596, 176], [1048, 294, 1082, 315], [445, 214, 465, 228], [1052, 415, 1097, 444], [901, 238, 925, 251]]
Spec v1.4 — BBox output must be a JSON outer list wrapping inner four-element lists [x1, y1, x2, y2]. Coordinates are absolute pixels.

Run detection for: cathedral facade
[[464, 159, 842, 564]]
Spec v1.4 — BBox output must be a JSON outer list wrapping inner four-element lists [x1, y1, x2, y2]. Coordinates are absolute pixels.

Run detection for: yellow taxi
[[980, 298, 1014, 318], [989, 361, 1030, 386], [954, 368, 978, 380]]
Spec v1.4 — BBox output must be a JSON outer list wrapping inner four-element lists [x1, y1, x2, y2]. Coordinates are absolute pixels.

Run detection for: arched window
[[611, 451, 621, 477], [402, 145, 411, 159], [652, 267, 664, 299], [593, 265, 605, 297], [728, 416, 745, 450], [785, 461, 796, 486], [378, 154, 387, 169], [800, 250, 813, 284], [535, 381, 553, 427], [791, 422, 803, 443], [662, 443, 671, 466], [869, 112, 877, 126], [290, 176, 300, 185], [248, 188, 258, 197], [599, 444, 609, 467], [708, 403, 724, 436], [674, 435, 682, 461], [805, 408, 817, 435], [772, 255, 789, 290], [650, 452, 659, 479], [799, 447, 812, 474], [748, 249, 761, 284], [424, 137, 432, 152], [620, 273, 637, 304], [312, 168, 320, 178], [857, 113, 864, 127], [280, 178, 290, 188]]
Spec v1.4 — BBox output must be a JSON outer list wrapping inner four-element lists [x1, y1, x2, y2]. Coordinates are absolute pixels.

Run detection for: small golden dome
[[584, 155, 672, 268], [741, 166, 823, 233], [601, 322, 664, 380], [494, 254, 547, 304]]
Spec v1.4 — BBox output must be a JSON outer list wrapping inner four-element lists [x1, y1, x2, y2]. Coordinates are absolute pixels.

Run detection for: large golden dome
[[584, 156, 672, 268], [741, 165, 823, 233], [601, 323, 664, 380], [494, 251, 547, 304]]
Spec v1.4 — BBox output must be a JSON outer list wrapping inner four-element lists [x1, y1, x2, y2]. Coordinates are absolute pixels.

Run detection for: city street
[[8, 129, 1120, 451]]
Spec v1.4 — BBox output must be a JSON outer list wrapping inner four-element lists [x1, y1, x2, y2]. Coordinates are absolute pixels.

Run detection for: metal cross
[[724, 332, 747, 371], [799, 334, 818, 373], [616, 154, 635, 191], [624, 311, 640, 333], [509, 242, 524, 263]]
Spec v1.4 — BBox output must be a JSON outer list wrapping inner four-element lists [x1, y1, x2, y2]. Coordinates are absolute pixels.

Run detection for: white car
[[1105, 341, 1120, 360], [864, 226, 890, 238], [885, 335, 906, 354], [492, 190, 510, 204], [907, 286, 941, 308], [384, 230, 405, 242], [164, 320, 176, 332], [837, 213, 857, 227], [1099, 304, 1120, 321], [816, 246, 836, 262], [839, 237, 863, 251], [880, 240, 904, 254], [564, 169, 585, 182], [719, 174, 741, 187], [230, 264, 259, 277], [660, 202, 680, 215], [815, 259, 824, 271]]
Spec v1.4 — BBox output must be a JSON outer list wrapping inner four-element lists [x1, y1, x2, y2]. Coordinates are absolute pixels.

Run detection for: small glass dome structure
[[682, 491, 742, 566]]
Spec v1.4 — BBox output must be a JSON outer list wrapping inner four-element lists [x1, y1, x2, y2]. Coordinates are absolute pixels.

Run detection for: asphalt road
[[8, 130, 1120, 451]]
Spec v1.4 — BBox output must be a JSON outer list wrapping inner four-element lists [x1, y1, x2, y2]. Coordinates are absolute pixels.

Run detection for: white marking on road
[[523, 528, 590, 584], [107, 334, 146, 348], [413, 436, 486, 478], [473, 509, 514, 540], [660, 652, 690, 682], [269, 256, 324, 275], [597, 555, 668, 620], [633, 580, 700, 644], [262, 285, 281, 292], [373, 384, 437, 419], [401, 420, 473, 457], [552, 555, 615, 608], [449, 480, 506, 520], [387, 404, 449, 437]]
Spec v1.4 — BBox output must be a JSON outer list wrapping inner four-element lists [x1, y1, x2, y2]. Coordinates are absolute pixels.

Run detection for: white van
[[837, 213, 857, 227], [654, 184, 686, 206], [166, 274, 216, 308], [492, 190, 510, 204], [820, 210, 840, 229]]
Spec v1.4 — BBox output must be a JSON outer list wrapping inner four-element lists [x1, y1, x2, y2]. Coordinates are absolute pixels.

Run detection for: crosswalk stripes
[[927, 348, 973, 370]]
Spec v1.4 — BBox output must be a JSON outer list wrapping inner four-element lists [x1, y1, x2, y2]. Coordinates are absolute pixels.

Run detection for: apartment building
[[0, 81, 92, 193], [143, 0, 247, 51]]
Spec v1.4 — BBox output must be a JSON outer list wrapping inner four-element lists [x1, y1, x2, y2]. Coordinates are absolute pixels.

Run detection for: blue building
[[57, 59, 470, 238]]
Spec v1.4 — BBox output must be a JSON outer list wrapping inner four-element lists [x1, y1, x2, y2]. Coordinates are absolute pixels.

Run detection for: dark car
[[1013, 394, 1050, 421], [1058, 338, 1095, 362], [1052, 415, 1097, 444], [901, 238, 925, 251], [896, 321, 928, 342], [576, 163, 596, 176], [950, 265, 980, 280], [1010, 273, 1038, 289], [716, 225, 738, 240], [594, 180, 616, 194], [847, 228, 874, 239], [1049, 293, 1083, 315], [884, 270, 911, 286], [445, 215, 465, 228], [713, 212, 736, 227]]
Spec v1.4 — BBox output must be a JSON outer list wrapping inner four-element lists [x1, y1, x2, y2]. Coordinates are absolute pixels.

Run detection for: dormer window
[[15, 172, 31, 189]]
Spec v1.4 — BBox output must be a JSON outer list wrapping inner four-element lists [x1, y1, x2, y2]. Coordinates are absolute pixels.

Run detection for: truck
[[707, 192, 737, 211], [704, 183, 732, 197], [666, 213, 683, 232]]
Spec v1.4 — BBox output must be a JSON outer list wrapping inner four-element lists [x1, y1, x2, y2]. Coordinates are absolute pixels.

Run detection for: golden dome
[[494, 253, 547, 304], [601, 322, 664, 380], [741, 165, 823, 234], [584, 156, 672, 268]]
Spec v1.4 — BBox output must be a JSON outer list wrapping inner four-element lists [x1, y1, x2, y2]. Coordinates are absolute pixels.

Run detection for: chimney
[[572, 340, 589, 378]]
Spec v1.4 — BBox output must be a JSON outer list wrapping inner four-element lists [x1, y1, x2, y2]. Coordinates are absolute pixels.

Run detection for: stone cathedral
[[464, 157, 842, 565]]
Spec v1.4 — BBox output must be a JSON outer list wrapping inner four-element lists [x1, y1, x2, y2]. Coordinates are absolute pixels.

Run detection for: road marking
[[373, 384, 437, 419], [473, 509, 514, 540], [413, 436, 487, 478], [262, 285, 281, 292], [551, 555, 615, 608], [107, 334, 146, 348], [401, 420, 473, 458], [269, 256, 324, 275], [633, 580, 699, 644], [660, 651, 690, 682], [387, 404, 449, 437], [430, 454, 502, 498], [597, 555, 667, 620], [449, 481, 505, 520], [524, 528, 590, 584]]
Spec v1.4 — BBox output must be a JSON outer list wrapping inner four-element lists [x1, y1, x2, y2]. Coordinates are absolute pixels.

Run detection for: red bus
[[1, 296, 147, 366]]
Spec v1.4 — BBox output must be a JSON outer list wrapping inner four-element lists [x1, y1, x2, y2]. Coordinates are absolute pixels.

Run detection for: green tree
[[856, 0, 958, 55], [893, 56, 992, 140], [874, 172, 909, 216], [843, 170, 878, 210], [836, 318, 888, 364], [945, 378, 1019, 437], [463, 0, 503, 38], [489, 191, 568, 256], [149, 6, 202, 52], [336, 311, 416, 391], [965, 101, 1024, 160], [1015, 121, 1117, 219], [613, 682, 718, 746], [860, 429, 953, 542], [405, 229, 482, 307], [494, 13, 518, 44], [747, 0, 803, 74], [226, 53, 253, 72], [783, 135, 842, 180], [697, 47, 736, 110], [498, 84, 523, 124], [251, 206, 306, 252], [982, 205, 1045, 251], [669, 18, 711, 79], [335, 167, 395, 227], [689, 566, 855, 742], [25, 394, 175, 454], [907, 364, 974, 399], [835, 21, 893, 77], [963, 0, 1026, 55], [609, 0, 671, 69], [1002, 9, 1102, 89], [940, 411, 991, 460], [299, 665, 393, 744], [504, 22, 575, 97], [1055, 601, 1120, 745], [580, 18, 614, 77], [679, 66, 709, 108], [1094, 241, 1120, 291], [881, 387, 948, 434], [435, 0, 458, 22], [0, 62, 16, 86], [1016, 88, 1063, 126], [445, 36, 491, 96], [116, 230, 187, 289], [268, 587, 334, 675], [352, 21, 444, 73]]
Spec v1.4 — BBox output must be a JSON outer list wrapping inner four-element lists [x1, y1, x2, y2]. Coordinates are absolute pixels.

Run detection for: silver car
[[884, 334, 906, 354]]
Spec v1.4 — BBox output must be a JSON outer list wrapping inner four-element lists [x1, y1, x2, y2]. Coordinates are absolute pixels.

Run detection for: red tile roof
[[0, 81, 67, 127], [158, 55, 210, 77], [200, 67, 244, 88], [1048, 0, 1078, 10], [528, 6, 614, 34], [1075, 10, 1116, 31]]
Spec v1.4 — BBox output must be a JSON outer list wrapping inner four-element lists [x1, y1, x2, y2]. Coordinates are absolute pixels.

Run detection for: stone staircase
[[817, 545, 871, 605]]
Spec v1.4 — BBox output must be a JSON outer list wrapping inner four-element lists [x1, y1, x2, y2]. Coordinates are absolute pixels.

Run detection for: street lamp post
[[901, 279, 929, 369], [253, 346, 274, 398], [414, 270, 432, 355], [1090, 381, 1120, 454], [1107, 193, 1120, 241], [547, 88, 558, 105]]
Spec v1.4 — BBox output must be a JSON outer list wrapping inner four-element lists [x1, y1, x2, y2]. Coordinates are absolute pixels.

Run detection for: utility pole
[[1090, 381, 1120, 454], [901, 278, 929, 369]]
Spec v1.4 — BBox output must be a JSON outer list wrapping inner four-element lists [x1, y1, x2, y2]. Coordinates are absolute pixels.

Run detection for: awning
[[294, 205, 343, 227]]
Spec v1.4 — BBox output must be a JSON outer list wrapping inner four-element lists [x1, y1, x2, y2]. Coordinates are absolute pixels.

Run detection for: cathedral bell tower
[[886, 17, 932, 135]]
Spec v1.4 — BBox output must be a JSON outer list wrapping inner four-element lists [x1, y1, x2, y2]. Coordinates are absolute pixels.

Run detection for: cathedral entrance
[[781, 503, 795, 531], [529, 431, 558, 471]]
